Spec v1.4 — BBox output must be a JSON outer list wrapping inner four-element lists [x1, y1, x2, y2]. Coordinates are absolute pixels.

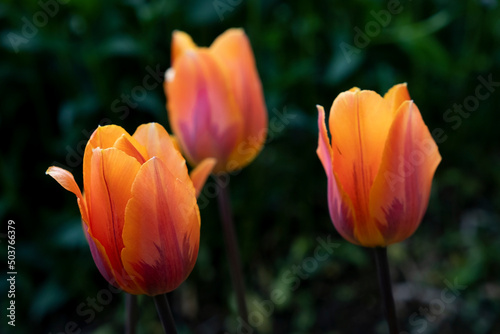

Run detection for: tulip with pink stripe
[[317, 84, 441, 247]]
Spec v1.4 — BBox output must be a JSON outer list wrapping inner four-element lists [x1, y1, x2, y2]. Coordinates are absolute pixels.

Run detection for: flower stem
[[216, 175, 249, 322], [153, 294, 177, 334], [125, 294, 138, 334], [374, 247, 398, 334]]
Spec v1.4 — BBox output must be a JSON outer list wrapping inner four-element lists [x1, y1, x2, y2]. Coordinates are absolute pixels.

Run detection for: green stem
[[216, 175, 249, 322], [125, 294, 138, 334], [153, 294, 177, 334], [374, 247, 398, 334]]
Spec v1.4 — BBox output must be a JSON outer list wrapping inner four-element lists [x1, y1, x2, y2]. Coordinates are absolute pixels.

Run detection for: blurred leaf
[[100, 35, 143, 57], [54, 220, 87, 249], [30, 280, 67, 321]]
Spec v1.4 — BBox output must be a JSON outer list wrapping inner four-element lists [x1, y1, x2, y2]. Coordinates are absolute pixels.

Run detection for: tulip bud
[[165, 29, 268, 173], [47, 123, 215, 295], [317, 84, 441, 247]]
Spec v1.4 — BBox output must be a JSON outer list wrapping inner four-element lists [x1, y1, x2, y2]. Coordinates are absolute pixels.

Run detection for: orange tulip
[[164, 28, 268, 173], [46, 123, 215, 295], [317, 84, 441, 247]]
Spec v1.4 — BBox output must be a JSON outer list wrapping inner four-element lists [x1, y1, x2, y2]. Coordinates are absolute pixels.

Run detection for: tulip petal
[[171, 30, 197, 65], [384, 83, 411, 115], [46, 166, 89, 224], [132, 123, 192, 188], [113, 134, 148, 164], [370, 101, 441, 245], [122, 157, 200, 295], [165, 49, 243, 171], [316, 106, 357, 244], [329, 91, 393, 245], [46, 163, 141, 292], [170, 135, 181, 153], [190, 158, 217, 198], [211, 29, 268, 169], [88, 147, 141, 290], [83, 125, 130, 216], [46, 166, 83, 200], [85, 125, 130, 151], [83, 226, 115, 284]]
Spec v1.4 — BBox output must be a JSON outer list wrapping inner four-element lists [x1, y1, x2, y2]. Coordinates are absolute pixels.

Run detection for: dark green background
[[1, 0, 499, 333]]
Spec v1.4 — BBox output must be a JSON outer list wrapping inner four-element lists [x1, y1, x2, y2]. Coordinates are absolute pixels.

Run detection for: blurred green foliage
[[1, 0, 500, 333]]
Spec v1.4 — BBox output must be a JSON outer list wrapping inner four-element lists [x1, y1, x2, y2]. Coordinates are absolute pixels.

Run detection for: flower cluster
[[48, 29, 440, 305]]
